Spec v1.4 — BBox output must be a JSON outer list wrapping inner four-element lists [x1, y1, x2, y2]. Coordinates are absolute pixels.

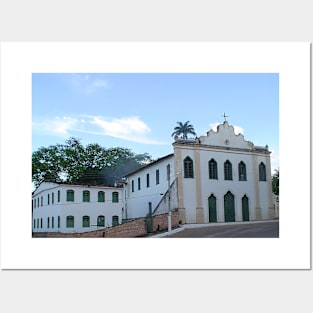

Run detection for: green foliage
[[272, 168, 279, 195], [32, 137, 153, 188], [171, 121, 196, 139]]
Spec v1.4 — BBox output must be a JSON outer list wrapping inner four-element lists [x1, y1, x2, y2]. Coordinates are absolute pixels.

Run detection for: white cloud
[[33, 115, 166, 145], [33, 117, 78, 137], [91, 116, 165, 144], [209, 122, 244, 135]]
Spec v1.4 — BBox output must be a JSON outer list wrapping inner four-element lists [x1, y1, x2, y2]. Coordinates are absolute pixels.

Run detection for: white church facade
[[32, 182, 123, 233], [124, 121, 275, 224]]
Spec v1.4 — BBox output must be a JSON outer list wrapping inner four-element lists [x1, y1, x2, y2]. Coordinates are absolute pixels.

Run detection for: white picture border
[[0, 42, 311, 269]]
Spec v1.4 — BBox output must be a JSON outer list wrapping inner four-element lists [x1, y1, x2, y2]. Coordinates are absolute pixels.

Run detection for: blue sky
[[32, 73, 279, 172]]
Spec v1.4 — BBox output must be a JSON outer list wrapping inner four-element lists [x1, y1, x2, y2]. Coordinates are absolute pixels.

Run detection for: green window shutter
[[184, 157, 194, 178], [112, 215, 119, 226], [66, 216, 74, 228], [209, 159, 218, 179], [224, 160, 233, 180], [82, 216, 90, 227], [238, 161, 247, 181], [52, 192, 54, 204], [83, 190, 90, 202], [67, 190, 74, 202], [156, 170, 160, 185], [98, 191, 105, 202], [112, 192, 119, 203], [58, 216, 60, 228], [259, 162, 266, 181], [58, 190, 60, 202], [52, 217, 54, 228], [97, 215, 105, 227]]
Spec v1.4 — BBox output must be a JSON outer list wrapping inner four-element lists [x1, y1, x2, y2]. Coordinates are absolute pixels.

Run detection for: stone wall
[[32, 209, 179, 238]]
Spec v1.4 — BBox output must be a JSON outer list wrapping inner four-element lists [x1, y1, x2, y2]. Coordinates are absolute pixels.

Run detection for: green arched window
[[209, 159, 218, 179], [83, 190, 90, 202], [82, 216, 90, 227], [66, 216, 74, 228], [238, 161, 247, 181], [184, 156, 194, 178], [112, 215, 119, 226], [97, 215, 105, 227], [112, 192, 119, 203], [66, 190, 74, 202], [224, 160, 233, 180], [98, 191, 105, 202], [259, 162, 266, 181]]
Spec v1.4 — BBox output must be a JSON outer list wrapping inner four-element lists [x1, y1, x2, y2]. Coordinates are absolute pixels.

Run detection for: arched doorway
[[224, 191, 235, 222], [208, 194, 217, 223], [242, 195, 249, 221]]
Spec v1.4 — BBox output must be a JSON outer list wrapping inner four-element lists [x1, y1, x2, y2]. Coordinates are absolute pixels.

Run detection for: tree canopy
[[171, 121, 196, 139], [272, 168, 279, 195], [32, 137, 152, 188]]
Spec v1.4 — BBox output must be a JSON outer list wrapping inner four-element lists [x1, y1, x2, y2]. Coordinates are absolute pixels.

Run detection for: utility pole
[[167, 164, 172, 233]]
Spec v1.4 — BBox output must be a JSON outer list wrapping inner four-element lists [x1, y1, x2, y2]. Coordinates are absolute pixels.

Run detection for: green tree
[[171, 121, 196, 139], [272, 168, 279, 195], [32, 137, 152, 187]]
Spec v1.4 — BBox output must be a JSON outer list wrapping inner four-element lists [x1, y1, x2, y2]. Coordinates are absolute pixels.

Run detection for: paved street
[[159, 220, 279, 238]]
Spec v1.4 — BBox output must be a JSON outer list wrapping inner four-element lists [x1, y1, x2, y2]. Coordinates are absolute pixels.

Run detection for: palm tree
[[171, 121, 196, 139]]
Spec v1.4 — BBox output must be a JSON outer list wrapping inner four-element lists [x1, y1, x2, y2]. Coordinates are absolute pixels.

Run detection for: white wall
[[175, 123, 273, 223], [32, 183, 123, 233], [125, 155, 174, 219]]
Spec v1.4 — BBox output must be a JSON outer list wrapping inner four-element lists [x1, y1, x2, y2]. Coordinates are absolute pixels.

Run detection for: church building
[[124, 121, 274, 224]]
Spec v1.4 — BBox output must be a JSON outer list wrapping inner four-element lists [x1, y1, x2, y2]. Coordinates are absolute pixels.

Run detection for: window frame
[[238, 161, 247, 181], [82, 215, 90, 228], [66, 215, 74, 228], [112, 191, 119, 203], [156, 169, 160, 185], [259, 162, 267, 181], [184, 156, 194, 178], [224, 160, 233, 180], [98, 191, 105, 202], [83, 190, 90, 202], [97, 215, 105, 227], [66, 189, 75, 202], [209, 159, 218, 180]]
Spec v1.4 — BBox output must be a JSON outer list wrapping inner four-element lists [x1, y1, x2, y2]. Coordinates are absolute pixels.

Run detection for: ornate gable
[[199, 121, 254, 150]]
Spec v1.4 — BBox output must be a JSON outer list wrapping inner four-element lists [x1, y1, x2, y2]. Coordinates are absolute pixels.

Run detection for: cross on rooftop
[[222, 112, 228, 122]]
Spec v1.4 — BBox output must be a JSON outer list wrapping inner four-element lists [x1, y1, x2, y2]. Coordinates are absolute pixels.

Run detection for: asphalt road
[[161, 220, 279, 238]]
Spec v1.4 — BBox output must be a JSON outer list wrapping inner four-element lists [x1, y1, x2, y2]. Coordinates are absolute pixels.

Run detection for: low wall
[[32, 210, 179, 238]]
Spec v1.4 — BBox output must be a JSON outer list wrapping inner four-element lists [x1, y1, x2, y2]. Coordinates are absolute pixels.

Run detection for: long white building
[[32, 182, 123, 233], [124, 121, 275, 224]]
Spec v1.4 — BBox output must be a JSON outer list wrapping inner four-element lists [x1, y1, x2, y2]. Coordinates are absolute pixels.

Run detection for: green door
[[208, 195, 217, 223], [242, 196, 249, 221], [224, 191, 235, 222]]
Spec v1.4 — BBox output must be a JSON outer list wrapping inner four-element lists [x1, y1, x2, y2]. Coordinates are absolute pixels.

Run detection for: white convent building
[[124, 121, 275, 224], [32, 182, 123, 233]]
